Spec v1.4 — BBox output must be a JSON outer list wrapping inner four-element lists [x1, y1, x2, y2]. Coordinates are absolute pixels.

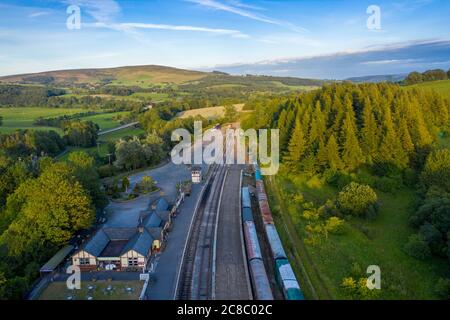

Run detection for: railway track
[[176, 164, 227, 300]]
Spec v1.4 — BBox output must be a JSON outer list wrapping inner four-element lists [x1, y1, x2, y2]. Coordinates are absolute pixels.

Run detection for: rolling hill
[[0, 65, 323, 89], [0, 65, 208, 86]]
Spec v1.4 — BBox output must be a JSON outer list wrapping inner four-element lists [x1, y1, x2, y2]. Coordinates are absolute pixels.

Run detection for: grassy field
[[0, 107, 85, 134], [177, 103, 245, 120], [0, 107, 133, 134], [264, 168, 450, 299], [38, 281, 142, 300], [82, 111, 131, 131], [406, 79, 450, 98]]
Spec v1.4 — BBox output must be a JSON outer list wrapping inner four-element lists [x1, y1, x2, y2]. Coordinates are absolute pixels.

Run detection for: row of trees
[[0, 130, 66, 158], [0, 120, 99, 159], [403, 69, 450, 85]]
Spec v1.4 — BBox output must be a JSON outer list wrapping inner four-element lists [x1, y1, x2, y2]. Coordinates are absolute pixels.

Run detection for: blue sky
[[0, 0, 449, 78]]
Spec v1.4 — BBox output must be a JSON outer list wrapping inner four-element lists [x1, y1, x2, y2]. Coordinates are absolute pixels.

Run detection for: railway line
[[176, 164, 227, 300]]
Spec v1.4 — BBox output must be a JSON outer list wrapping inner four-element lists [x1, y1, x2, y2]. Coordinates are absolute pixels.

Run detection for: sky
[[0, 0, 449, 79]]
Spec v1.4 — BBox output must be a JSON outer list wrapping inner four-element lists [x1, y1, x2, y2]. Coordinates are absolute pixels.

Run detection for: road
[[98, 121, 139, 136]]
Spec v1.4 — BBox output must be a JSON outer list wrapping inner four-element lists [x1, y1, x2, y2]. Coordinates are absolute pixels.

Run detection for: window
[[79, 258, 90, 265], [128, 258, 139, 266]]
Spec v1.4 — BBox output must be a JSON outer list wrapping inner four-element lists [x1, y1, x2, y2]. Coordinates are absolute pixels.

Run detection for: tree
[[141, 176, 154, 192], [285, 116, 306, 167], [144, 132, 165, 164], [122, 176, 130, 193], [67, 151, 108, 209], [341, 113, 364, 171], [224, 105, 238, 122], [404, 234, 431, 260], [0, 162, 95, 256], [63, 120, 99, 147], [337, 182, 378, 217], [0, 116, 3, 127], [361, 99, 380, 163], [115, 138, 146, 170], [421, 149, 450, 192], [326, 134, 344, 171], [399, 117, 414, 155], [324, 217, 345, 238]]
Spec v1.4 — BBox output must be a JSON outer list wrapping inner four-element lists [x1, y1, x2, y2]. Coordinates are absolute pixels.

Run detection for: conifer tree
[[399, 117, 414, 155], [379, 108, 408, 168], [341, 113, 364, 171], [285, 116, 306, 167], [361, 98, 379, 163], [326, 134, 344, 170]]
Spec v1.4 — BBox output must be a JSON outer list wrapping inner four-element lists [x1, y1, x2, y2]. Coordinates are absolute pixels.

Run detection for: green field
[[264, 168, 450, 300], [82, 111, 131, 131], [407, 79, 450, 98], [38, 281, 142, 300], [0, 107, 132, 134], [0, 107, 85, 134]]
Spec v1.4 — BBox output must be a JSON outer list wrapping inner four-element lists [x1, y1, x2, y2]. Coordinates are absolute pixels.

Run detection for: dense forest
[[243, 82, 450, 298]]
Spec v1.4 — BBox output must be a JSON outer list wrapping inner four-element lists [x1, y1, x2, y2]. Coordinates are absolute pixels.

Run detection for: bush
[[98, 165, 117, 178], [404, 234, 431, 260], [421, 149, 450, 193], [434, 278, 450, 300], [324, 170, 353, 190], [337, 182, 378, 217], [374, 176, 402, 193]]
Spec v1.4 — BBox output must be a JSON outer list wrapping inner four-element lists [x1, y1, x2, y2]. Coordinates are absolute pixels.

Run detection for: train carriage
[[243, 221, 262, 261], [265, 224, 287, 260], [241, 187, 252, 209], [242, 207, 254, 222], [258, 200, 274, 225], [276, 259, 305, 300], [249, 259, 274, 300]]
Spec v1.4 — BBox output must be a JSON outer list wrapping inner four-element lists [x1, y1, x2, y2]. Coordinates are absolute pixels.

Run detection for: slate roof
[[122, 229, 154, 256], [103, 228, 136, 240], [144, 212, 162, 228], [152, 198, 169, 212], [83, 230, 110, 256]]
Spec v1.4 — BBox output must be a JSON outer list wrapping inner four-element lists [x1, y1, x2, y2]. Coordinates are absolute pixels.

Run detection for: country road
[[98, 121, 139, 136]]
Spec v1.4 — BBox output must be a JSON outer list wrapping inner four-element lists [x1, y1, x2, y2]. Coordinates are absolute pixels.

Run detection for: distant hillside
[[0, 65, 208, 86], [0, 65, 323, 89], [346, 74, 407, 83]]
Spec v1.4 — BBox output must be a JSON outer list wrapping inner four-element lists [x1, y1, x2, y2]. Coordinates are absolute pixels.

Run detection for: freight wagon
[[241, 186, 274, 300], [253, 165, 305, 300]]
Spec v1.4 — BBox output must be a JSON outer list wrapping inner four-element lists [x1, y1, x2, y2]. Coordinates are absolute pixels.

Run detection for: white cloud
[[187, 0, 307, 32], [88, 22, 249, 38], [360, 59, 419, 65], [28, 11, 50, 18]]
